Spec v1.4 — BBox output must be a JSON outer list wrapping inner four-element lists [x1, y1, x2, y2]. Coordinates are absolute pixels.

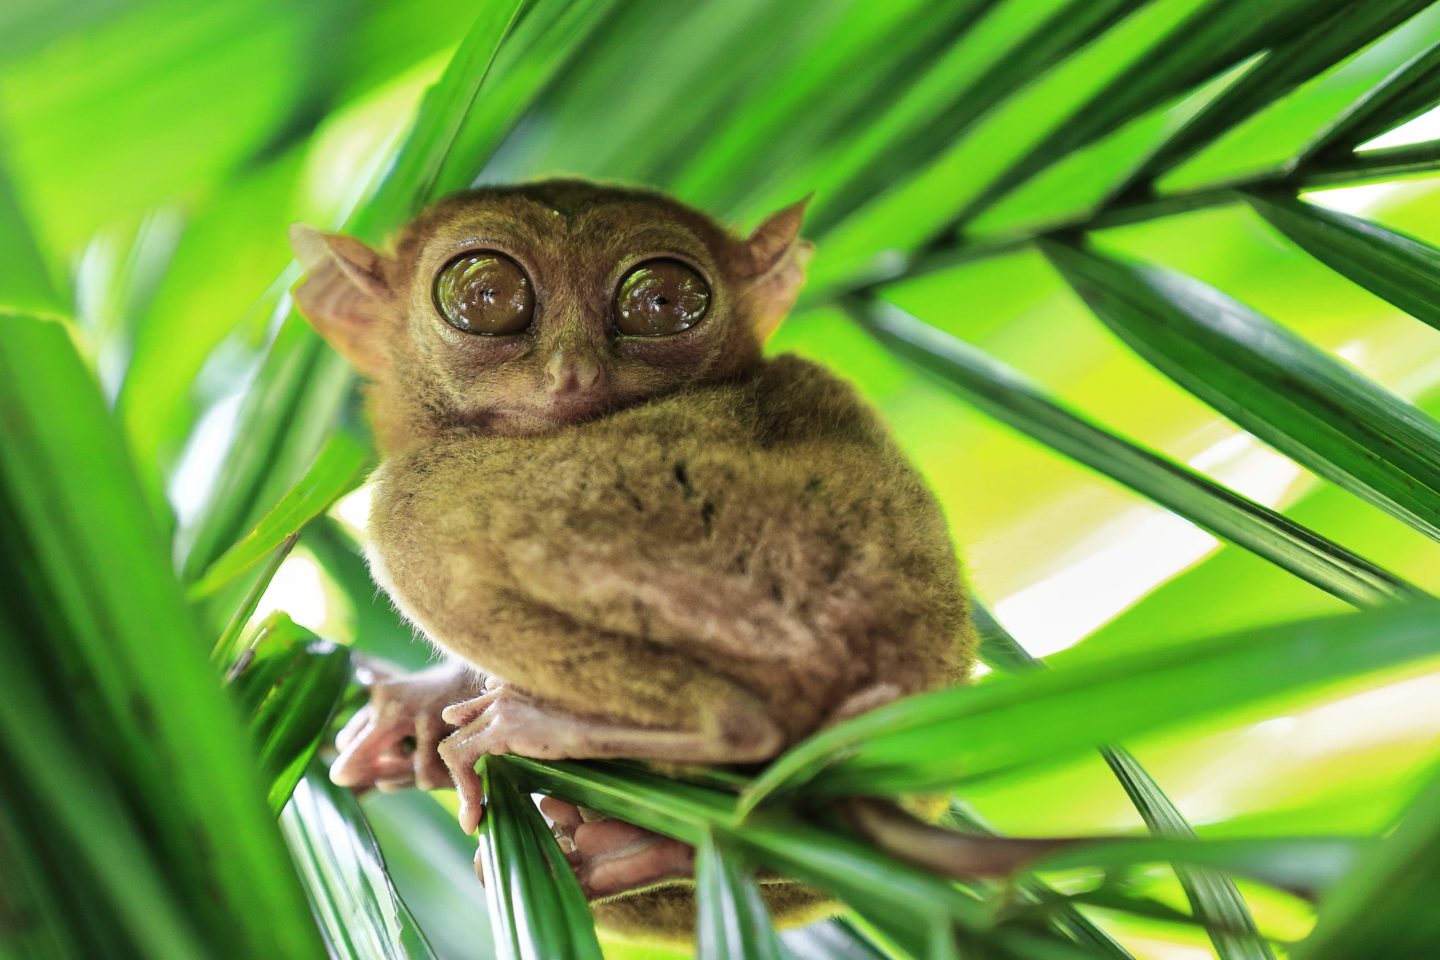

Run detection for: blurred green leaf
[[281, 765, 440, 960], [117, 148, 306, 481], [0, 313, 321, 957], [436, 0, 616, 191], [180, 0, 573, 593], [0, 145, 63, 316], [801, 0, 1151, 235], [695, 832, 787, 960], [740, 600, 1440, 805], [476, 757, 604, 960], [1298, 764, 1440, 958], [1101, 749, 1273, 959], [351, 0, 526, 240], [504, 759, 1057, 960], [1293, 36, 1440, 166], [1247, 193, 1440, 332], [1043, 239, 1440, 541], [228, 613, 351, 814], [782, 918, 893, 960], [673, 0, 999, 217], [1041, 835, 1369, 902], [846, 295, 1417, 607], [190, 429, 369, 596], [1110, 0, 1432, 196], [975, 605, 1268, 960], [948, 0, 1354, 227]]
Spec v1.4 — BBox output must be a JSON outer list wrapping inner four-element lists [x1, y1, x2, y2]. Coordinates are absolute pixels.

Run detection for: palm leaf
[[1042, 239, 1440, 541]]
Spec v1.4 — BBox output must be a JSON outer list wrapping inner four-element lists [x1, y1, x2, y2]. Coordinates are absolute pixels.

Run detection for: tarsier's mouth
[[467, 395, 617, 436]]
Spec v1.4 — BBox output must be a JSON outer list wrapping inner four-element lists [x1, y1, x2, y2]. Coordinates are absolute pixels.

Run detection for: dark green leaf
[[1101, 748, 1273, 959], [1294, 36, 1440, 166], [0, 313, 322, 957], [475, 757, 604, 960], [1298, 764, 1440, 958], [228, 614, 351, 814], [845, 295, 1418, 607], [947, 0, 1354, 227], [974, 605, 1265, 960], [281, 766, 440, 960], [1043, 239, 1440, 541], [1039, 835, 1371, 902], [695, 831, 787, 960], [1247, 192, 1440, 333], [1111, 0, 1432, 197], [739, 600, 1440, 806]]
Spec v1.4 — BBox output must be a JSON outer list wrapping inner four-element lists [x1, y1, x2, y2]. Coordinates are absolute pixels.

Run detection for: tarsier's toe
[[538, 798, 695, 899], [573, 819, 695, 899], [437, 729, 489, 834]]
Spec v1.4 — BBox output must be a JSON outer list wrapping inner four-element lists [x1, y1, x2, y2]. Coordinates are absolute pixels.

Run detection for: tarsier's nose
[[544, 349, 603, 396]]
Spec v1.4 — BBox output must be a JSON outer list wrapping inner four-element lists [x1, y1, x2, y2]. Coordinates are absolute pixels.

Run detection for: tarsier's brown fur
[[292, 180, 975, 939]]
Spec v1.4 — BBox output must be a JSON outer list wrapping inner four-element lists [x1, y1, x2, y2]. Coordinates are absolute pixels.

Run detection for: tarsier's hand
[[330, 658, 486, 792]]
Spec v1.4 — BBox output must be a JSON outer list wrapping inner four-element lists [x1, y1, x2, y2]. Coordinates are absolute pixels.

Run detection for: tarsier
[[291, 180, 978, 936]]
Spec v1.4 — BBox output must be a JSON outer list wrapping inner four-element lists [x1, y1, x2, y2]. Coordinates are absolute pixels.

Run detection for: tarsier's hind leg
[[435, 599, 785, 833]]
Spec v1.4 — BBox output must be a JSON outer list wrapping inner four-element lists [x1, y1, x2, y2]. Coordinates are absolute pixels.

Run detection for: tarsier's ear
[[739, 195, 815, 341], [289, 224, 395, 378]]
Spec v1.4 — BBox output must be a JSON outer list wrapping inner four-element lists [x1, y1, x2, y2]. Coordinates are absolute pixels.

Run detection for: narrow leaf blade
[[475, 757, 603, 960], [740, 600, 1440, 805], [696, 832, 788, 960], [846, 295, 1418, 607], [1247, 192, 1440, 333], [190, 430, 370, 597], [281, 767, 440, 960], [1043, 239, 1440, 541], [1299, 764, 1440, 959]]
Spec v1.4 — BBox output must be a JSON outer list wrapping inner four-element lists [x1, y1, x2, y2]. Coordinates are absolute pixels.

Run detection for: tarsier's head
[[290, 180, 811, 445]]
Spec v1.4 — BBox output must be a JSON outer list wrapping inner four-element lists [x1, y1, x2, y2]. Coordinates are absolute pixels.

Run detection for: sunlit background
[[8, 0, 1440, 956]]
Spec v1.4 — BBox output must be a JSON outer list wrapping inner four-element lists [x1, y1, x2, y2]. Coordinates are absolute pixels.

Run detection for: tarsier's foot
[[436, 683, 783, 834], [541, 798, 695, 899], [330, 659, 487, 792]]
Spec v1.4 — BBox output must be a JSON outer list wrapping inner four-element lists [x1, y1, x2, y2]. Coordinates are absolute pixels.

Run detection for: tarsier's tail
[[839, 798, 1083, 879]]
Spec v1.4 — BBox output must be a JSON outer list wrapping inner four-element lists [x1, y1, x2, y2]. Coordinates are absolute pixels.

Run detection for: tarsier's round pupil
[[433, 252, 533, 334], [614, 259, 710, 336]]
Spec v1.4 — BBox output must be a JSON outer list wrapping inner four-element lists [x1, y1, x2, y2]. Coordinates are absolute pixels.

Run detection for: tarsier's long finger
[[330, 718, 415, 788], [334, 704, 375, 753], [413, 712, 454, 791], [453, 761, 486, 836]]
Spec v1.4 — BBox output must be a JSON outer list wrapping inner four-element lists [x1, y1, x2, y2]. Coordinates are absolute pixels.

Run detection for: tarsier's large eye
[[433, 251, 534, 335], [613, 259, 711, 336]]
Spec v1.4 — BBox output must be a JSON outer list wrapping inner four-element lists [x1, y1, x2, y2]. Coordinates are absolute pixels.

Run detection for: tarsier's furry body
[[292, 180, 975, 937]]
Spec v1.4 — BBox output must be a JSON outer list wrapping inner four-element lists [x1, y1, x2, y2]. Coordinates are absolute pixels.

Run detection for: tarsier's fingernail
[[458, 800, 482, 835]]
